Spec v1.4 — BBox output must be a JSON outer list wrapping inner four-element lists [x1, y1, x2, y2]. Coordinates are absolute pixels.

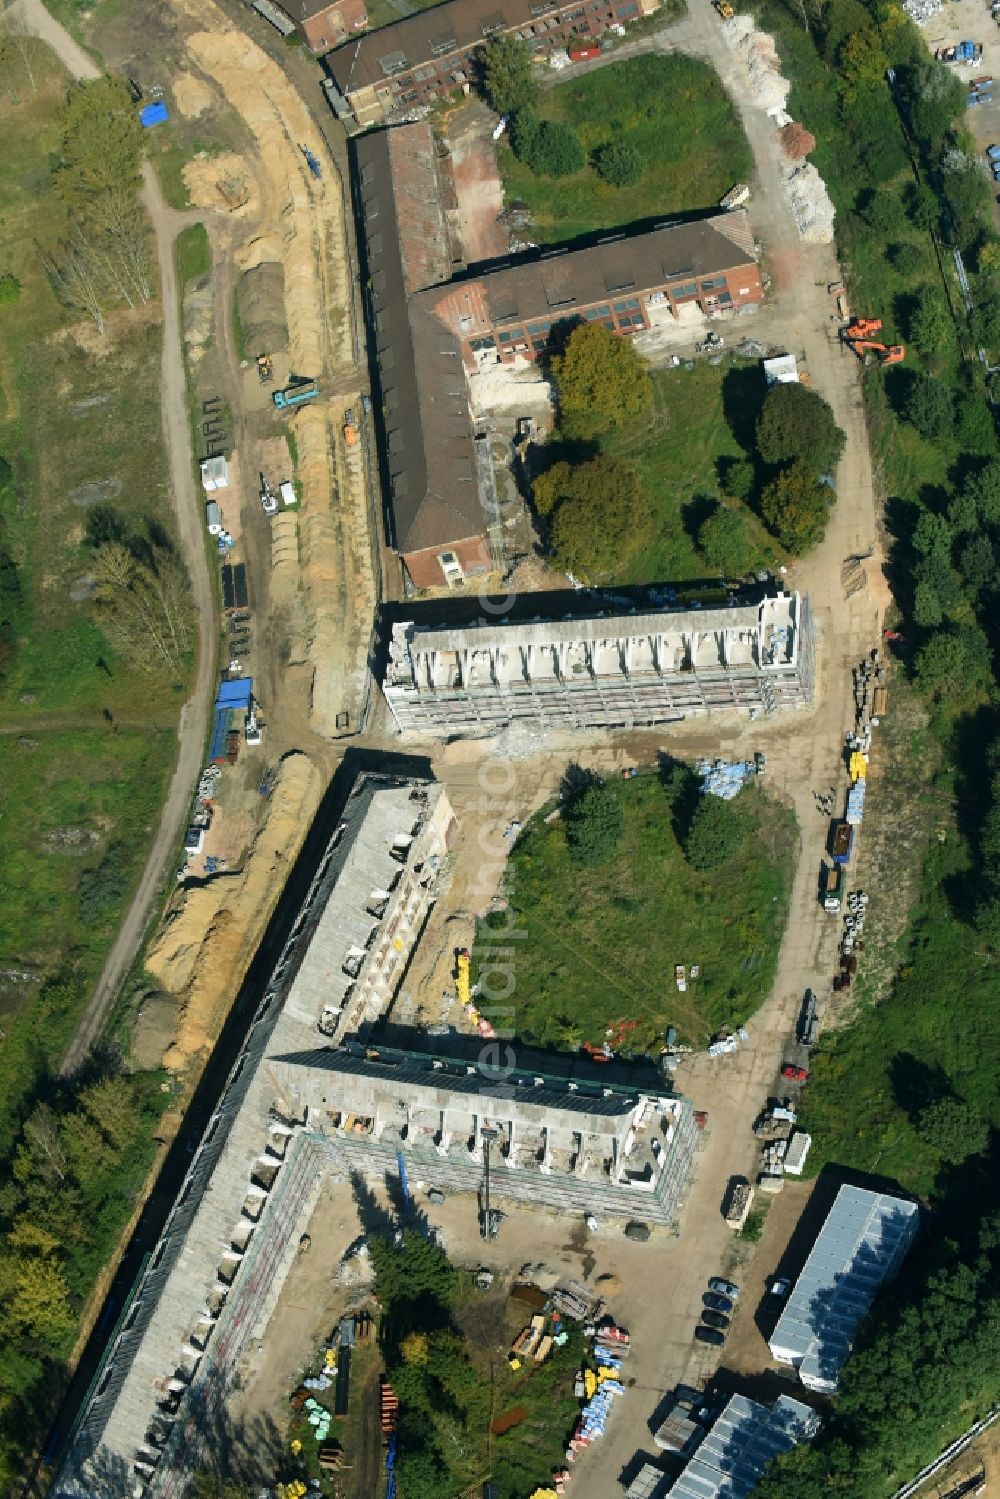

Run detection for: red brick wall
[[403, 533, 492, 588]]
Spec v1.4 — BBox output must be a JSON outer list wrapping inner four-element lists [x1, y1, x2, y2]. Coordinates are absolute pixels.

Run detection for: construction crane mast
[[479, 1126, 502, 1240]]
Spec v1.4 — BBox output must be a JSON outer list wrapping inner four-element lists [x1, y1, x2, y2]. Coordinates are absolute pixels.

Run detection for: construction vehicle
[[821, 862, 843, 912], [257, 352, 273, 384], [300, 144, 322, 180], [272, 378, 318, 411], [937, 39, 983, 62], [245, 701, 263, 746], [343, 408, 359, 446], [713, 0, 735, 17], [831, 820, 854, 867], [456, 948, 471, 1007], [843, 317, 905, 366], [259, 473, 278, 515], [479, 1126, 502, 1240]]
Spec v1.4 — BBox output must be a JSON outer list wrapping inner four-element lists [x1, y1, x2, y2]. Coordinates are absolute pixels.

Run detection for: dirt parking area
[[445, 100, 510, 264]]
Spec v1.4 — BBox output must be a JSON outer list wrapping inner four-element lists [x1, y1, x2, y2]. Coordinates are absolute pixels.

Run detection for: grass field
[[480, 772, 798, 1049], [176, 222, 211, 289], [597, 360, 780, 584], [0, 46, 183, 1075], [500, 55, 752, 242]]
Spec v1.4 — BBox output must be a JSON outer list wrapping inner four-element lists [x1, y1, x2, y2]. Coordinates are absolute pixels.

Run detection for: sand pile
[[172, 70, 215, 117], [182, 150, 258, 216], [147, 753, 323, 1067]]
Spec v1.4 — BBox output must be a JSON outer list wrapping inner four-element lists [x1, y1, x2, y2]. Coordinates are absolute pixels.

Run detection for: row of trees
[[758, 1208, 1000, 1497], [86, 506, 195, 680], [0, 1066, 164, 1487], [42, 76, 151, 333]]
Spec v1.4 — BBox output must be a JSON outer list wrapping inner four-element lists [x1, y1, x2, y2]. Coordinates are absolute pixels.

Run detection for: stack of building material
[[846, 780, 866, 826], [553, 1282, 601, 1321], [698, 759, 756, 800]]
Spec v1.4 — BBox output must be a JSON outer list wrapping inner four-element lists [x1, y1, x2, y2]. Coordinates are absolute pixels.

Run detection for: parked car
[[703, 1292, 733, 1313], [701, 1310, 730, 1332], [694, 1325, 726, 1346], [767, 1276, 792, 1308], [708, 1277, 740, 1300], [781, 1063, 809, 1081], [988, 143, 1000, 159]]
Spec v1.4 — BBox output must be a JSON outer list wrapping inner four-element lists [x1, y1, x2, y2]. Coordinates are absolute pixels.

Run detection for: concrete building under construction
[[383, 592, 814, 736], [54, 770, 696, 1499]]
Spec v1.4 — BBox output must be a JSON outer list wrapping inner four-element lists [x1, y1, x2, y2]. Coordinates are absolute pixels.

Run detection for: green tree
[[941, 148, 991, 249], [56, 76, 144, 212], [917, 1097, 990, 1163], [698, 504, 752, 574], [0, 273, 19, 305], [912, 581, 943, 627], [564, 780, 624, 866], [508, 107, 540, 163], [963, 459, 1000, 525], [908, 286, 950, 353], [521, 118, 583, 177], [478, 35, 537, 115], [898, 60, 966, 145], [721, 458, 755, 501], [913, 623, 991, 701], [369, 1230, 457, 1313], [839, 29, 890, 103], [755, 382, 845, 473], [971, 281, 1000, 359], [684, 794, 753, 872], [551, 322, 652, 436], [759, 462, 832, 552], [535, 455, 649, 578], [593, 140, 644, 187], [903, 372, 953, 440]]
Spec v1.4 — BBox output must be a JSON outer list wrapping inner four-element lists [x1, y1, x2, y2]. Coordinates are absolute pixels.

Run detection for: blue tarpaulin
[[215, 677, 252, 710], [139, 101, 169, 128]]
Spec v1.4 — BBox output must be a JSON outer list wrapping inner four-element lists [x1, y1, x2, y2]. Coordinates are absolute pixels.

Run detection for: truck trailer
[[831, 821, 854, 867], [821, 863, 843, 912]]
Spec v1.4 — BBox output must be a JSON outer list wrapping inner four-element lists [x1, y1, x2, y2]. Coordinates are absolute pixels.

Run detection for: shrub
[[683, 793, 753, 872], [523, 119, 584, 177], [0, 274, 20, 305], [720, 457, 755, 501], [593, 141, 644, 187]]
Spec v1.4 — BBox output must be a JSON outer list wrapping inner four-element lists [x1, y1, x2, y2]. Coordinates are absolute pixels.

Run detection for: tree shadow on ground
[[889, 1051, 954, 1125], [349, 1168, 399, 1242], [682, 492, 717, 553], [720, 364, 765, 453], [657, 752, 700, 846]]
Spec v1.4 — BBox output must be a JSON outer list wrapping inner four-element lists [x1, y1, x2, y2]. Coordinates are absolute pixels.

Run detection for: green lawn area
[[176, 221, 211, 289], [598, 360, 780, 584], [500, 54, 753, 242], [480, 772, 798, 1049]]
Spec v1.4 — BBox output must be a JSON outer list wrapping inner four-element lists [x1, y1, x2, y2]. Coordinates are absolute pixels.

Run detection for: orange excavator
[[843, 317, 905, 366]]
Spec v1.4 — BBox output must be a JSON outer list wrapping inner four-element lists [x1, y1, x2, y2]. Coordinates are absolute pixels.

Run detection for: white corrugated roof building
[[668, 1393, 819, 1498], [769, 1183, 919, 1392]]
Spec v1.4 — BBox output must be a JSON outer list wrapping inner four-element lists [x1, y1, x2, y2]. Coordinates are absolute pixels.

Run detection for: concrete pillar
[[721, 629, 730, 667], [688, 630, 699, 669], [539, 1126, 552, 1175], [556, 641, 568, 681], [504, 1118, 516, 1167]]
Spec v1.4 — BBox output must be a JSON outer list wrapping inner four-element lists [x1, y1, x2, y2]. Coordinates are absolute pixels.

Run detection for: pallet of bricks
[[379, 1376, 398, 1436]]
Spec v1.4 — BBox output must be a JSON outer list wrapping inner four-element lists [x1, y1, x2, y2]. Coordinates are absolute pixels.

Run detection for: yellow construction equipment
[[713, 0, 735, 17], [456, 948, 471, 1006]]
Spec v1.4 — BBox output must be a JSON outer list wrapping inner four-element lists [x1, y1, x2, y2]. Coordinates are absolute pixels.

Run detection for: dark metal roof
[[354, 127, 488, 557]]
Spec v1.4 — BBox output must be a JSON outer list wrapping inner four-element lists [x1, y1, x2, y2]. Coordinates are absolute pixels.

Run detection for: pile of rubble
[[903, 0, 941, 23], [784, 162, 836, 244], [722, 15, 790, 115], [780, 122, 816, 159]]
